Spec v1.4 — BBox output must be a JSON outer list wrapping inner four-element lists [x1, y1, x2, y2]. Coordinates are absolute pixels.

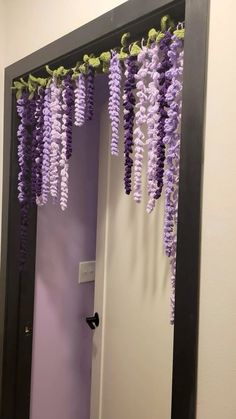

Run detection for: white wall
[[0, 1, 236, 418], [197, 1, 236, 418], [0, 0, 5, 244]]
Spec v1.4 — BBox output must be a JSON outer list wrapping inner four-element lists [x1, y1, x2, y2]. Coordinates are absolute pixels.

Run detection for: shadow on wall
[[30, 76, 109, 419]]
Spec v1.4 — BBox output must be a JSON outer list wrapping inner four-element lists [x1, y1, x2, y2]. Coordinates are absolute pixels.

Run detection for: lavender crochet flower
[[34, 87, 45, 202], [60, 74, 74, 210], [108, 51, 122, 156], [16, 91, 33, 269], [50, 77, 62, 201], [86, 65, 95, 121], [163, 35, 184, 324], [133, 46, 150, 203], [41, 84, 52, 205], [146, 44, 161, 213], [123, 56, 138, 194], [74, 73, 86, 127]]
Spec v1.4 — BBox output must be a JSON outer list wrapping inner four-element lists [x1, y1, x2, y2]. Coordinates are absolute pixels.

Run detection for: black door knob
[[86, 312, 99, 330]]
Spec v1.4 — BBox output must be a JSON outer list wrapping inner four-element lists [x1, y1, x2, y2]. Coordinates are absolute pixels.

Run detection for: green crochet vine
[[12, 15, 184, 98]]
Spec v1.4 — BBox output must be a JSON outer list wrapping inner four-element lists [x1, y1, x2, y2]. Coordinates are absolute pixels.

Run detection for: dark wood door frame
[[0, 0, 210, 418]]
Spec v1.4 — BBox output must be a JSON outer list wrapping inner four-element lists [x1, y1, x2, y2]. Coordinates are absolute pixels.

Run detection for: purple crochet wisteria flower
[[154, 32, 172, 200], [50, 77, 62, 201], [16, 91, 33, 269], [41, 84, 52, 205], [133, 46, 150, 203], [60, 74, 74, 210], [34, 87, 45, 202], [74, 73, 86, 127], [86, 65, 95, 121], [146, 43, 161, 213], [123, 56, 138, 194], [163, 35, 184, 324], [29, 97, 37, 205], [108, 51, 122, 156], [62, 74, 74, 160]]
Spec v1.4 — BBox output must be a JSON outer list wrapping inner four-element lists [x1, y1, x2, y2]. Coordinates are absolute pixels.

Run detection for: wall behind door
[[30, 117, 100, 419], [1, 1, 236, 419]]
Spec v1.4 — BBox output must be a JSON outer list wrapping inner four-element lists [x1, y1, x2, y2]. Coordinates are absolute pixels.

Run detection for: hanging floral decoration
[[12, 16, 184, 324], [108, 51, 121, 156]]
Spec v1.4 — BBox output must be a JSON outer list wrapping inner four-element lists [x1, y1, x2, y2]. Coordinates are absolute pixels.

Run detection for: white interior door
[[90, 99, 174, 419]]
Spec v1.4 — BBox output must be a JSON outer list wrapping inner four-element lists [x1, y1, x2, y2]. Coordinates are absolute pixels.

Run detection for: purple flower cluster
[[146, 44, 160, 213], [62, 74, 74, 160], [41, 85, 52, 205], [34, 87, 45, 201], [123, 56, 138, 194], [74, 74, 86, 127], [154, 32, 172, 201], [133, 47, 150, 203], [86, 66, 95, 121], [50, 77, 62, 201], [16, 92, 33, 268], [60, 74, 74, 210], [108, 51, 122, 155], [163, 35, 184, 324]]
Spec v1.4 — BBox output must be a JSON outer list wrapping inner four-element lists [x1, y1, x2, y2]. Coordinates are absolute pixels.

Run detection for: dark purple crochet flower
[[62, 74, 74, 160], [123, 56, 138, 194], [86, 65, 95, 121], [16, 91, 34, 269], [30, 97, 37, 204], [155, 31, 172, 200]]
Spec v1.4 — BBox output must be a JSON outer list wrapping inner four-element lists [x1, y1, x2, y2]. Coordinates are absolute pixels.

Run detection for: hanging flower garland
[[133, 45, 150, 203], [34, 87, 45, 204], [163, 33, 184, 324], [30, 97, 37, 205], [86, 65, 95, 121], [74, 73, 86, 127], [123, 55, 138, 194], [16, 91, 33, 268], [60, 74, 74, 210], [41, 83, 52, 205], [13, 18, 185, 325], [50, 76, 62, 201], [146, 42, 161, 213], [108, 51, 122, 156]]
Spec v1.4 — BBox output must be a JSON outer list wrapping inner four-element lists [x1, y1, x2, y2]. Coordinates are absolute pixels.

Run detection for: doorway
[[0, 1, 209, 418]]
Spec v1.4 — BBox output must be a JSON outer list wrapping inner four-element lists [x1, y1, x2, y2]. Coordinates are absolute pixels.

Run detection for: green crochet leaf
[[79, 63, 87, 74], [16, 90, 22, 100], [102, 62, 109, 73], [13, 81, 24, 89], [45, 65, 53, 76], [71, 72, 79, 80], [130, 43, 142, 56], [121, 32, 130, 47], [83, 54, 90, 63], [46, 78, 52, 88], [156, 32, 165, 43], [161, 15, 169, 32], [20, 77, 28, 87], [88, 57, 100, 68], [118, 48, 128, 61], [100, 51, 111, 63], [148, 28, 158, 40], [29, 74, 38, 83], [174, 28, 185, 39]]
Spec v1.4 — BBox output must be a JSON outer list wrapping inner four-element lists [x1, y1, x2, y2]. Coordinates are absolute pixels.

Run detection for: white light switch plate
[[78, 261, 96, 284]]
